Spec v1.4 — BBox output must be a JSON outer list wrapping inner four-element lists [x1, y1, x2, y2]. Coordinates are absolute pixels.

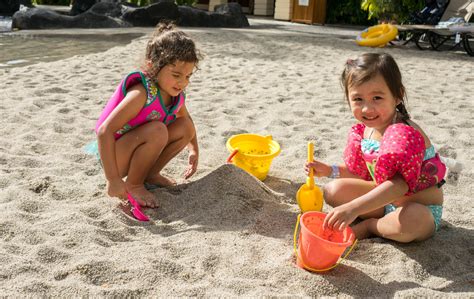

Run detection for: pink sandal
[[126, 193, 150, 222]]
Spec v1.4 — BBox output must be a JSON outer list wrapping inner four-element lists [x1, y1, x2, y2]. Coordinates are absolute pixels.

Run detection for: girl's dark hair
[[142, 21, 202, 80], [341, 53, 410, 121]]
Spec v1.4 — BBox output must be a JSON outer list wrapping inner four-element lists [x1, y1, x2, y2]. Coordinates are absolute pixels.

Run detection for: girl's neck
[[368, 111, 399, 139], [157, 85, 171, 104]]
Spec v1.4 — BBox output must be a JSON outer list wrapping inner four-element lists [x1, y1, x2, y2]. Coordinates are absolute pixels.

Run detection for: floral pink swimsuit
[[344, 123, 446, 195], [95, 71, 185, 139]]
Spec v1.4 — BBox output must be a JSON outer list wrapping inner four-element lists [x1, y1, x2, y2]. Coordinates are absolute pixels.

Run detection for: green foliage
[[327, 0, 423, 25], [125, 0, 150, 6], [175, 0, 196, 6], [326, 0, 376, 26], [361, 0, 424, 22], [32, 0, 70, 5]]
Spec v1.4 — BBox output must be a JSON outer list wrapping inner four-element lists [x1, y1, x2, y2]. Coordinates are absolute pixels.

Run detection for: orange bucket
[[294, 211, 357, 272]]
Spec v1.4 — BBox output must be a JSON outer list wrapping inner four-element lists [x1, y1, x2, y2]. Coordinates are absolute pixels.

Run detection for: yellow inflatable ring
[[356, 24, 398, 47]]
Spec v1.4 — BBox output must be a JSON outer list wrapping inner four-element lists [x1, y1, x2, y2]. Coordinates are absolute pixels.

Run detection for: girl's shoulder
[[387, 121, 431, 149], [401, 120, 431, 148]]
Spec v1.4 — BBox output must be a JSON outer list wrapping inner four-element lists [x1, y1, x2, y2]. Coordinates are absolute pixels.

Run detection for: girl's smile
[[156, 61, 195, 103], [348, 74, 400, 134]]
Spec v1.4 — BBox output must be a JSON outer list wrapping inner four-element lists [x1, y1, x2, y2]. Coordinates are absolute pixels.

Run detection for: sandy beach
[[0, 18, 473, 296]]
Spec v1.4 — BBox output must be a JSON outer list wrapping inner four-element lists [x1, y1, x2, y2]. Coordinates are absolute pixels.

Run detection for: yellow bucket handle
[[293, 213, 358, 272]]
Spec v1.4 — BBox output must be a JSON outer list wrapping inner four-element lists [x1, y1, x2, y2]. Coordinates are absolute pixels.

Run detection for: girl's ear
[[398, 87, 405, 104], [146, 60, 153, 68]]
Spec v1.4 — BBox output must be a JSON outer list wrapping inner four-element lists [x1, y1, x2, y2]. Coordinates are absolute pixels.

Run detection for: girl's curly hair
[[142, 21, 202, 80]]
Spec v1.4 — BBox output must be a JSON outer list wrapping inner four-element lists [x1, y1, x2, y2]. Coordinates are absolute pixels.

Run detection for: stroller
[[409, 0, 450, 25]]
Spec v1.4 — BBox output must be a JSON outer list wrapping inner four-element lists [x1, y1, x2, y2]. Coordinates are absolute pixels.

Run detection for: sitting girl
[[305, 53, 446, 243]]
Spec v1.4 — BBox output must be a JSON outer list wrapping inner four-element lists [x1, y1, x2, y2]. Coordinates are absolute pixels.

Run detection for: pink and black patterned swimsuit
[[95, 71, 185, 139], [344, 123, 446, 195]]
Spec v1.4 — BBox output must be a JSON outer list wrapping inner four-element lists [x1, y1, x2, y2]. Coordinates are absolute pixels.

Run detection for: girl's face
[[156, 60, 195, 101], [348, 73, 401, 133]]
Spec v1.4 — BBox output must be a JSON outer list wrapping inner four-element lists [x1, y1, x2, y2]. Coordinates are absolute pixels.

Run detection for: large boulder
[[178, 6, 211, 27], [121, 1, 179, 26], [0, 0, 20, 16], [178, 3, 249, 27], [70, 0, 123, 16], [89, 1, 124, 18], [70, 0, 97, 16], [213, 3, 249, 27], [11, 1, 249, 29], [12, 7, 130, 29]]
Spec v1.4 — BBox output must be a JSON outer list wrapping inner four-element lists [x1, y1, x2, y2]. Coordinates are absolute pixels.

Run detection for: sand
[[0, 18, 473, 297]]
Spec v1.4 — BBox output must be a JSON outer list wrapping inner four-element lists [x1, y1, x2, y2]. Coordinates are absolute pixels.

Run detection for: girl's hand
[[183, 150, 198, 179], [107, 178, 127, 200], [304, 160, 332, 177], [323, 203, 359, 231]]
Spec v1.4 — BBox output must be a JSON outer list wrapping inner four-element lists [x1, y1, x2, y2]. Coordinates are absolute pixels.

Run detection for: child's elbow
[[97, 124, 111, 138], [392, 175, 409, 194]]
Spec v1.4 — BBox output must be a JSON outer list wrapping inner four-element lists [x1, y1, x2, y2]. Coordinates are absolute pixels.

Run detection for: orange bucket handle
[[293, 213, 358, 272], [227, 148, 239, 163]]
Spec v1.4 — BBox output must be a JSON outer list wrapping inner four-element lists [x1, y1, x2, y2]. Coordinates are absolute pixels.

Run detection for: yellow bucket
[[226, 134, 281, 181]]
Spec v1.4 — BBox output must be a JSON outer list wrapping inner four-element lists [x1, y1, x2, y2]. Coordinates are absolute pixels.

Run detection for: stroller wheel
[[462, 33, 474, 56]]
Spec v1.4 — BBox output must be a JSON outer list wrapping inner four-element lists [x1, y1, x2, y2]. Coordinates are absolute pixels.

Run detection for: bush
[[327, 0, 424, 25], [175, 0, 196, 6], [326, 0, 376, 26], [32, 0, 70, 5], [361, 0, 424, 23]]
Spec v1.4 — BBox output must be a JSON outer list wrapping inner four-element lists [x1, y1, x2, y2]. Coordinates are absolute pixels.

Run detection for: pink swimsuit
[[95, 71, 185, 139], [344, 123, 446, 195]]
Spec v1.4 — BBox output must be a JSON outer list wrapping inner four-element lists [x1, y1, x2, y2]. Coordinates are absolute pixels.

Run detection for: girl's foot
[[146, 173, 177, 187], [352, 219, 374, 240], [125, 183, 158, 208]]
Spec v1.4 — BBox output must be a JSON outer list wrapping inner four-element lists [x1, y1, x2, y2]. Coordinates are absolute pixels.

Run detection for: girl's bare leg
[[115, 121, 169, 207], [146, 116, 195, 186], [354, 203, 435, 242], [325, 179, 440, 241]]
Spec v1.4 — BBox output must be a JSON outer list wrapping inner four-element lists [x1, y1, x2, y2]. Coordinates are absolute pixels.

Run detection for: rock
[[214, 3, 249, 27], [12, 7, 130, 29], [178, 6, 211, 27], [70, 0, 123, 16], [121, 2, 179, 27], [73, 9, 130, 28], [11, 1, 249, 29], [89, 2, 124, 18], [178, 3, 249, 28], [70, 0, 97, 16]]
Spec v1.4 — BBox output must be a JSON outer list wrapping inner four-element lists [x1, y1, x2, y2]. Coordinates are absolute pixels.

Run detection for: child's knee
[[181, 117, 195, 141], [397, 203, 435, 241], [323, 180, 343, 206], [144, 121, 168, 145]]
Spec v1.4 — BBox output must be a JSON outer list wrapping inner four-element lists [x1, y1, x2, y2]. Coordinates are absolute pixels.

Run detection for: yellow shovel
[[296, 142, 323, 212]]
